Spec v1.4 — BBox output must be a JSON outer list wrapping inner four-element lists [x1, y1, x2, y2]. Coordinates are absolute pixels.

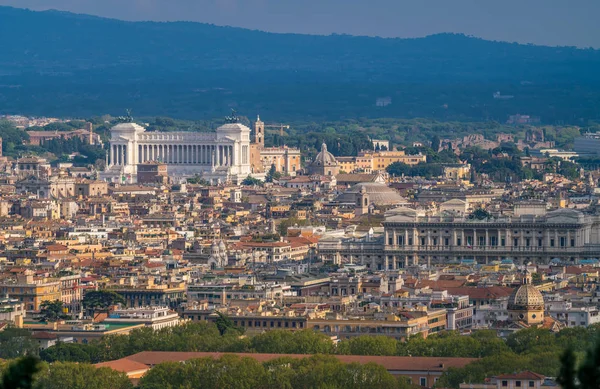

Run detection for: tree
[[139, 356, 267, 389], [82, 291, 126, 316], [337, 335, 397, 356], [266, 164, 281, 183], [242, 175, 263, 186], [431, 135, 441, 152], [214, 311, 242, 336], [39, 300, 69, 323], [386, 162, 411, 177], [33, 362, 133, 389], [0, 120, 29, 156], [0, 327, 39, 359], [250, 330, 334, 355], [40, 342, 101, 364], [0, 356, 42, 389], [557, 336, 600, 389]]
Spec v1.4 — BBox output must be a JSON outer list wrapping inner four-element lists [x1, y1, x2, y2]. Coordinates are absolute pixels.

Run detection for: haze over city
[[1, 0, 600, 47]]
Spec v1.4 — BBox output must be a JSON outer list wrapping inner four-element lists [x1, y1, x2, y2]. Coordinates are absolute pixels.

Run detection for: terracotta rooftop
[[122, 351, 476, 373]]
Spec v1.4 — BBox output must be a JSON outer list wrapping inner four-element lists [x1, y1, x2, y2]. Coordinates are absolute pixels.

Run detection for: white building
[[103, 306, 182, 330], [319, 207, 600, 268], [546, 300, 600, 327], [100, 120, 252, 184]]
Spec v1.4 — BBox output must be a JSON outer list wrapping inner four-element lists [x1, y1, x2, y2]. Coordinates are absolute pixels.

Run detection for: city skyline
[[0, 0, 599, 48]]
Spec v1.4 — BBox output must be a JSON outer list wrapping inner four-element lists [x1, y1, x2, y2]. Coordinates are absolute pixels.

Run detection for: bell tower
[[254, 115, 264, 146], [355, 186, 370, 217]]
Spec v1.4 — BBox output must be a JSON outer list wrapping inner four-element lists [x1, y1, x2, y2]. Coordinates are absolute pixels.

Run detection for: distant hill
[[1, 6, 599, 122]]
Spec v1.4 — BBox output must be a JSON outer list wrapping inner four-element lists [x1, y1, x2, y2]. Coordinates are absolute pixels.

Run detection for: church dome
[[335, 182, 408, 206], [311, 143, 338, 167], [508, 284, 544, 311]]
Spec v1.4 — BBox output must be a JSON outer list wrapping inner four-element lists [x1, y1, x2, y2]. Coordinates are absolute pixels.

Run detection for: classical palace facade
[[319, 207, 600, 267], [100, 121, 252, 184]]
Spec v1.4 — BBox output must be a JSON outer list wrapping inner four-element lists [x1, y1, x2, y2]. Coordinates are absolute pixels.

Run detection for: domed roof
[[311, 143, 338, 167], [219, 240, 226, 249], [508, 284, 544, 311], [335, 182, 408, 206]]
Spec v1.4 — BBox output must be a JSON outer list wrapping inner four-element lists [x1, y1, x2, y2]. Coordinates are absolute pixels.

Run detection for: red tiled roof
[[123, 351, 475, 372], [32, 331, 58, 340], [95, 359, 150, 374], [442, 286, 514, 300]]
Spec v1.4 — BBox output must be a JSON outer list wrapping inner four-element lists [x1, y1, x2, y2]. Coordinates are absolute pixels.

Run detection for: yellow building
[[0, 273, 61, 312], [443, 164, 471, 182], [366, 150, 427, 170], [337, 157, 358, 173], [306, 310, 443, 340], [249, 117, 302, 176]]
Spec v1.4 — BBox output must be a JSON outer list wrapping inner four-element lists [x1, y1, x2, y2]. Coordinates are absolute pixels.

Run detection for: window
[[420, 378, 427, 387], [529, 381, 535, 387], [538, 238, 542, 247], [514, 238, 519, 247], [516, 381, 522, 387], [550, 239, 555, 247], [571, 239, 575, 247], [501, 238, 506, 246], [502, 381, 508, 387], [560, 237, 566, 247], [457, 238, 462, 246]]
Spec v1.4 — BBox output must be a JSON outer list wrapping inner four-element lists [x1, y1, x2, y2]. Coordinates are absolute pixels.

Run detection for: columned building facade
[[100, 122, 252, 184], [318, 208, 600, 268]]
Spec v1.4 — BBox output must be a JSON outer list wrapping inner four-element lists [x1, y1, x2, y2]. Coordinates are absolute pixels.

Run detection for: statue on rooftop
[[116, 109, 134, 123], [225, 109, 239, 123]]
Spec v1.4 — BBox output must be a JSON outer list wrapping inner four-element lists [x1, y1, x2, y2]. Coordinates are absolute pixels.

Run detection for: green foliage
[[0, 327, 39, 359], [39, 300, 69, 323], [0, 120, 29, 157], [266, 164, 282, 182], [337, 335, 397, 356], [437, 327, 600, 389], [557, 336, 600, 389], [138, 354, 398, 389], [250, 330, 334, 355], [0, 356, 42, 389], [82, 290, 126, 314], [40, 342, 101, 364], [186, 176, 210, 185], [214, 311, 243, 336], [33, 363, 133, 389], [242, 175, 264, 186]]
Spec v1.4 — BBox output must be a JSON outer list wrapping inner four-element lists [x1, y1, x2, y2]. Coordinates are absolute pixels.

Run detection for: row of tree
[[7, 328, 600, 389], [36, 320, 599, 362], [0, 357, 132, 389]]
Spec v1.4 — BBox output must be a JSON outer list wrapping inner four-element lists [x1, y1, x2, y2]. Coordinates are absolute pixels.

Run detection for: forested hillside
[[1, 6, 600, 122]]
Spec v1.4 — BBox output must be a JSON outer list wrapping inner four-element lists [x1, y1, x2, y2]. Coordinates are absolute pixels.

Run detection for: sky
[[1, 0, 599, 48]]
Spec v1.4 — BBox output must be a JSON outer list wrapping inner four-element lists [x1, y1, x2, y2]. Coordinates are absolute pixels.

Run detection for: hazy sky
[[1, 0, 599, 47]]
